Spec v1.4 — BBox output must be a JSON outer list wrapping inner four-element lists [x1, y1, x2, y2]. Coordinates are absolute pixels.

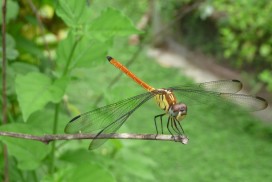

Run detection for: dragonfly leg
[[160, 114, 164, 134], [160, 115, 164, 134], [172, 118, 184, 135], [176, 118, 185, 135], [171, 118, 182, 135], [154, 113, 166, 137], [167, 117, 177, 141]]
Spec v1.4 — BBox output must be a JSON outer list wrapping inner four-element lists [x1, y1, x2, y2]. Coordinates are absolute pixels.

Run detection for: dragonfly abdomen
[[107, 56, 155, 92]]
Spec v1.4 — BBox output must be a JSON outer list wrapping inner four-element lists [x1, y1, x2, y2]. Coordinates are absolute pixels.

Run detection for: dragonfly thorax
[[154, 89, 177, 111]]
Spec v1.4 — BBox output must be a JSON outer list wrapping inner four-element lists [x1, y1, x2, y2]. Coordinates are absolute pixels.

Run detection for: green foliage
[[43, 163, 115, 182], [56, 32, 109, 71], [259, 70, 272, 92], [178, 0, 272, 92], [1, 0, 142, 181], [15, 72, 68, 121], [88, 8, 142, 41], [55, 0, 92, 27], [0, 123, 50, 170], [213, 0, 272, 65]]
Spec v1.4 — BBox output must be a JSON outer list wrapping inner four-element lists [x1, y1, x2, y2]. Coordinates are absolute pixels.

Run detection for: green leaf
[[11, 62, 39, 75], [88, 8, 142, 41], [0, 123, 50, 170], [56, 32, 75, 70], [15, 72, 68, 121], [72, 38, 110, 68], [50, 76, 69, 102], [27, 108, 69, 134], [0, 34, 19, 60], [15, 72, 52, 121], [55, 0, 92, 27], [56, 33, 110, 70], [113, 147, 157, 181], [59, 149, 93, 165]]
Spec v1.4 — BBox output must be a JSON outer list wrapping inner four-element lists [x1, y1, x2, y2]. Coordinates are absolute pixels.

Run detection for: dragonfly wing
[[89, 114, 130, 150], [171, 80, 243, 93], [220, 93, 268, 111], [171, 81, 268, 111], [65, 92, 155, 149]]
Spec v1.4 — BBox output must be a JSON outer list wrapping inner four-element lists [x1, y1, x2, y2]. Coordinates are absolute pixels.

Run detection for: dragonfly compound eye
[[169, 103, 187, 118], [174, 103, 187, 113], [176, 103, 187, 119]]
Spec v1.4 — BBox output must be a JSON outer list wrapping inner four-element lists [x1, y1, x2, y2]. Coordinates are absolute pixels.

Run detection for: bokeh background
[[1, 0, 272, 181]]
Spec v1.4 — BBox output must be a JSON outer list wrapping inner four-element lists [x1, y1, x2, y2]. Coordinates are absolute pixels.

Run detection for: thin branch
[[1, 0, 7, 126], [27, 0, 53, 64], [0, 131, 189, 145], [2, 0, 9, 181]]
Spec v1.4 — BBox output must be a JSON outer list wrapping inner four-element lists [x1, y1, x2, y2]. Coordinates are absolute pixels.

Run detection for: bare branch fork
[[0, 132, 189, 145]]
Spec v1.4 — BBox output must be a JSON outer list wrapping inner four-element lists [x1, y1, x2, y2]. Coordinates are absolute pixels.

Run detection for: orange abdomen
[[107, 56, 155, 92]]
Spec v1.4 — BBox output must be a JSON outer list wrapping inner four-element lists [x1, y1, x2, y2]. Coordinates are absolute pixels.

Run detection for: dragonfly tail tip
[[256, 96, 268, 108], [106, 56, 113, 61], [232, 79, 241, 83]]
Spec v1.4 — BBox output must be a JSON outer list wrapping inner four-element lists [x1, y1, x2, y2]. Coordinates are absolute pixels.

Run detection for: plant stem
[[2, 0, 9, 181], [49, 35, 82, 174], [49, 103, 60, 174], [63, 35, 82, 76], [1, 0, 7, 125]]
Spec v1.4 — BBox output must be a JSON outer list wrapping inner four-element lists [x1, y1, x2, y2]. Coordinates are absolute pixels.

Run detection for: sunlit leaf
[[55, 0, 92, 27], [56, 32, 74, 71], [56, 33, 109, 70], [88, 8, 141, 41], [15, 72, 68, 121], [72, 38, 110, 68], [50, 76, 69, 102]]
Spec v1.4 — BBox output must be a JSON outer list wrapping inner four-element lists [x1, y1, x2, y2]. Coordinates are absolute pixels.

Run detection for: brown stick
[[0, 131, 189, 145], [1, 0, 9, 181]]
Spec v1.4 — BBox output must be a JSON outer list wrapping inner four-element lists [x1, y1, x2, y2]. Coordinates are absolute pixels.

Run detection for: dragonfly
[[65, 56, 268, 150]]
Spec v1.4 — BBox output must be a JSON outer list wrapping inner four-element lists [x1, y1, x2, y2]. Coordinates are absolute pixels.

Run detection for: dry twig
[[0, 132, 189, 145]]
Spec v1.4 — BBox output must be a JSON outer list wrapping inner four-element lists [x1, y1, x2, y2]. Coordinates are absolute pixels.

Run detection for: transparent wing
[[170, 80, 268, 111], [65, 92, 155, 149], [171, 80, 243, 93]]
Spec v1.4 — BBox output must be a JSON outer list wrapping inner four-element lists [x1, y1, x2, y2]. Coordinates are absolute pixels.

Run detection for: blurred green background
[[0, 0, 272, 181]]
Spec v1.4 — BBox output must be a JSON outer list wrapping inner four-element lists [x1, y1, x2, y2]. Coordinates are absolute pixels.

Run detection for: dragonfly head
[[169, 103, 187, 120]]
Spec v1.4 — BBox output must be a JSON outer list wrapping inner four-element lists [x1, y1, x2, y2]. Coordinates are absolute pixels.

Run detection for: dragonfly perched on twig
[[65, 56, 268, 150]]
